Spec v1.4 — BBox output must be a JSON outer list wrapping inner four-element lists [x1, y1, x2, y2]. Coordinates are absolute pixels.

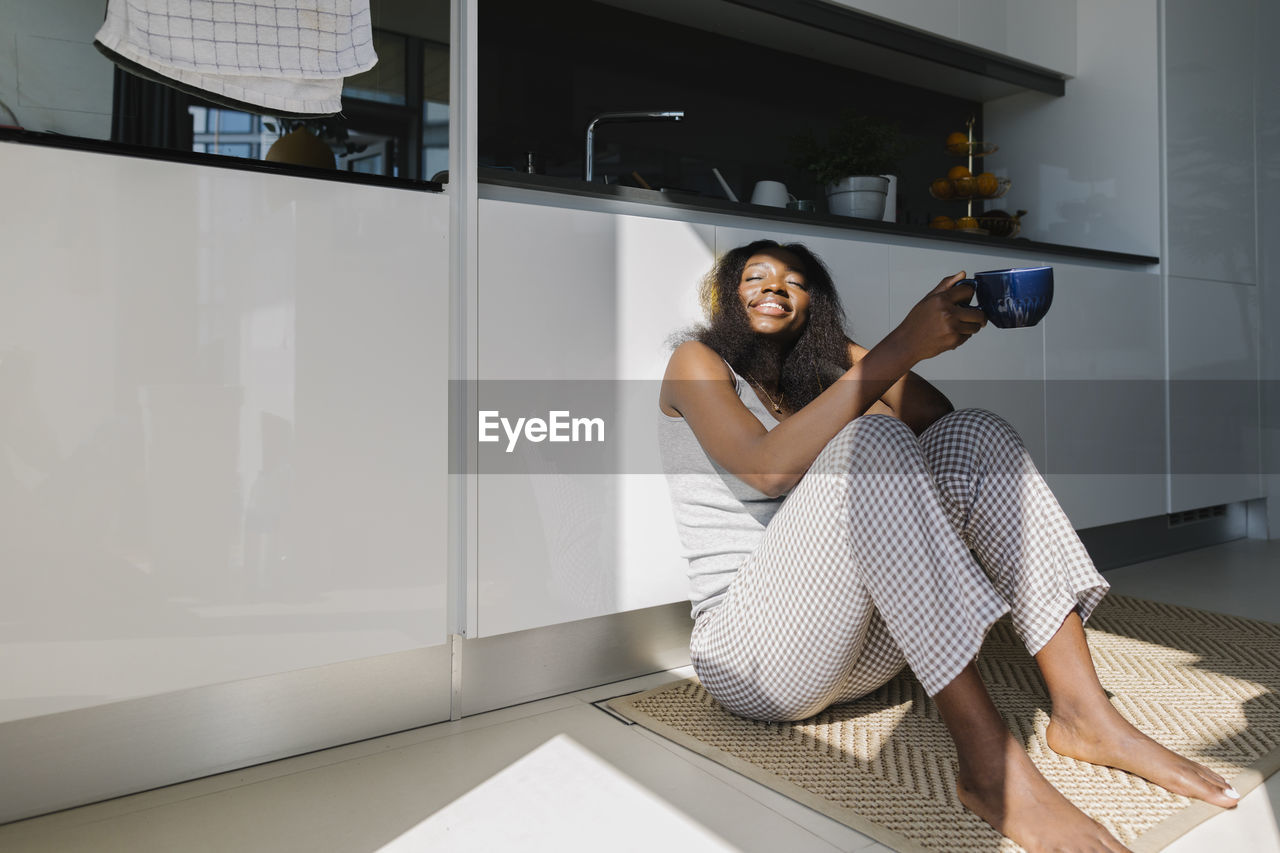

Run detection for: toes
[[1215, 782, 1242, 807], [1193, 762, 1229, 787], [1188, 764, 1239, 806], [1193, 771, 1240, 806]]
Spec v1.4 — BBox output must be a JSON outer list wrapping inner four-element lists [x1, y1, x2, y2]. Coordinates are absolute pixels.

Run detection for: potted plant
[[791, 112, 909, 219], [263, 116, 367, 169]]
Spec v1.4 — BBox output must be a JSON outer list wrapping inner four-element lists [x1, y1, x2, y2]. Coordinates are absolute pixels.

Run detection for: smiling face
[[736, 249, 811, 345]]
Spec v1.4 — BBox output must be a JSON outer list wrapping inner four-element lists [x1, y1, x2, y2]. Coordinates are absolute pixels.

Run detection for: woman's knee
[[930, 408, 1023, 445], [837, 413, 917, 445], [822, 414, 922, 474]]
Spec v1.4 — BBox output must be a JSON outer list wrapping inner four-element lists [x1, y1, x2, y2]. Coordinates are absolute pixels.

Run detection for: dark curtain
[[109, 67, 192, 151]]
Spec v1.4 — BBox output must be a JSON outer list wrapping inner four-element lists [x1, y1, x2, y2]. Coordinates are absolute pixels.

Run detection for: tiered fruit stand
[[928, 116, 1023, 238]]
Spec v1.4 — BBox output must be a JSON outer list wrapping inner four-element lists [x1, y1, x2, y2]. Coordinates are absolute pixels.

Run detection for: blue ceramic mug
[[955, 265, 1054, 328]]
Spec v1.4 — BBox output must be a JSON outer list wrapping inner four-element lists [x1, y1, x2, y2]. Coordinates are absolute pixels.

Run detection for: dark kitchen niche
[[480, 0, 989, 227]]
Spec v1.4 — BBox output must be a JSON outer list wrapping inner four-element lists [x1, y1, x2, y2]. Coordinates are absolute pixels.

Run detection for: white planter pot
[[826, 176, 889, 219]]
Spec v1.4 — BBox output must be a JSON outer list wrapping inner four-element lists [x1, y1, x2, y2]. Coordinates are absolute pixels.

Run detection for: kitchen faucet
[[584, 110, 685, 182]]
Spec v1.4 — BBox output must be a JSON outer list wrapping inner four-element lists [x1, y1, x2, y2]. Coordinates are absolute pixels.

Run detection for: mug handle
[[787, 193, 797, 203]]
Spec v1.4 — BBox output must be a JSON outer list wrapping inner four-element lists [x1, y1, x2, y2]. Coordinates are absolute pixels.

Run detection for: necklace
[[748, 376, 784, 413]]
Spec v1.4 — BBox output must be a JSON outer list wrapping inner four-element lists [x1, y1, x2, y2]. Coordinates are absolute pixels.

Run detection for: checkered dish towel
[[95, 0, 377, 116]]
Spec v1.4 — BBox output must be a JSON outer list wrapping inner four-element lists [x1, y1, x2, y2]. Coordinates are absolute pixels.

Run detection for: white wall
[[0, 0, 115, 137], [1257, 0, 1279, 537], [0, 143, 451, 722], [983, 0, 1160, 258]]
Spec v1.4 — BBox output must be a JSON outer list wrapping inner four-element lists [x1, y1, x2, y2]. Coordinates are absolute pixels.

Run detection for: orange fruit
[[947, 165, 971, 179], [946, 131, 970, 154], [953, 176, 976, 196], [976, 172, 999, 196], [930, 177, 954, 199], [956, 216, 979, 230], [930, 215, 955, 230]]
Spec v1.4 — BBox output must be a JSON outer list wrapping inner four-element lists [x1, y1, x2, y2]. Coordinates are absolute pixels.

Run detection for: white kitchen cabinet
[[475, 200, 713, 637], [1043, 264, 1166, 529], [0, 143, 452, 721], [0, 142, 452, 820], [1164, 0, 1257, 285], [1167, 276, 1262, 512], [984, 0, 1160, 259], [823, 0, 1077, 77], [996, 0, 1077, 77], [824, 0, 959, 42], [714, 223, 892, 348], [957, 0, 1077, 77], [887, 245, 1047, 466]]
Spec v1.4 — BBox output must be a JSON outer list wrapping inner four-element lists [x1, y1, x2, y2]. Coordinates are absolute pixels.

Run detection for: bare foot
[[1047, 699, 1240, 809], [957, 731, 1131, 852]]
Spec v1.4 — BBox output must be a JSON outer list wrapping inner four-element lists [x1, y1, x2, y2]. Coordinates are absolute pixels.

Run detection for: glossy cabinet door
[[1043, 264, 1166, 529], [823, 0, 1076, 76], [824, 0, 960, 42], [957, 0, 1077, 77], [0, 144, 452, 724], [887, 245, 1047, 466], [0, 142, 453, 821], [1164, 0, 1257, 285], [984, 0, 1159, 258], [1167, 276, 1262, 512], [475, 200, 712, 637]]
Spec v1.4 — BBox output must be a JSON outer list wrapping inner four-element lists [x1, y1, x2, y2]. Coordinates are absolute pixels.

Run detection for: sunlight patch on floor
[[378, 733, 738, 852]]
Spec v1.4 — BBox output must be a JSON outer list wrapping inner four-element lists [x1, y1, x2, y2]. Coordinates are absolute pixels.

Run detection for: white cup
[[882, 174, 898, 222], [750, 180, 795, 208]]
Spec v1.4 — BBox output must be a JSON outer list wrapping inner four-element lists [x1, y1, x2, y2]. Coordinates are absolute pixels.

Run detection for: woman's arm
[[848, 341, 954, 435], [660, 272, 984, 497]]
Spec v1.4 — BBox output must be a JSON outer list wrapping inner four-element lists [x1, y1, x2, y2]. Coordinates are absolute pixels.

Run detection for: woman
[[657, 240, 1239, 852]]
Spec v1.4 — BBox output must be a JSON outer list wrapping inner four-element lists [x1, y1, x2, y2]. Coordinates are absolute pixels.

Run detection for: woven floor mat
[[608, 595, 1280, 852]]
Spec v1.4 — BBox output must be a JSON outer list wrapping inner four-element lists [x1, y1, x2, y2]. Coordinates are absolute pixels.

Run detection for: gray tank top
[[658, 365, 786, 619]]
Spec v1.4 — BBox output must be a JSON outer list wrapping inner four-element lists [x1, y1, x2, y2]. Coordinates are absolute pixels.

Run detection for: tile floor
[[0, 539, 1277, 852]]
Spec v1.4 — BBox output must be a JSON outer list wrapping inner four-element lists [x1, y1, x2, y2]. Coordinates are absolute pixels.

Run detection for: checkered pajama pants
[[689, 408, 1110, 722]]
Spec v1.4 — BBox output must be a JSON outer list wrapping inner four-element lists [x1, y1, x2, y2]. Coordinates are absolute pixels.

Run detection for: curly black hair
[[682, 239, 853, 412]]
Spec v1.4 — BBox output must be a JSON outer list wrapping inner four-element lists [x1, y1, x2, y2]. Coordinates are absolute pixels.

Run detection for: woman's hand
[[659, 272, 982, 497], [889, 272, 988, 363]]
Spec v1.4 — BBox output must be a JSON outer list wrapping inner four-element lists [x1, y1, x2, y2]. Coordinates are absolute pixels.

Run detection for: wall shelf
[[480, 170, 1158, 267]]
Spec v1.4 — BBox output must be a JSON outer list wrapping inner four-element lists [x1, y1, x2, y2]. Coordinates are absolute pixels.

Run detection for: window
[[0, 0, 449, 186], [421, 43, 450, 181], [168, 28, 448, 181], [189, 108, 269, 161]]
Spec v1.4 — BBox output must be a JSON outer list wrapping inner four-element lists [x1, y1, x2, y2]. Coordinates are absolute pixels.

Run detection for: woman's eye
[[788, 280, 806, 289], [745, 276, 762, 282]]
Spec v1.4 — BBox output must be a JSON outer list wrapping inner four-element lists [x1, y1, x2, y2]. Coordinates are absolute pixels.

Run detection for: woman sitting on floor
[[657, 239, 1240, 853]]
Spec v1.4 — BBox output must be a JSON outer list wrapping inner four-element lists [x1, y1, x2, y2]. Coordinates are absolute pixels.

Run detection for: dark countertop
[[480, 170, 1159, 267], [0, 128, 444, 194], [0, 128, 1158, 266]]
